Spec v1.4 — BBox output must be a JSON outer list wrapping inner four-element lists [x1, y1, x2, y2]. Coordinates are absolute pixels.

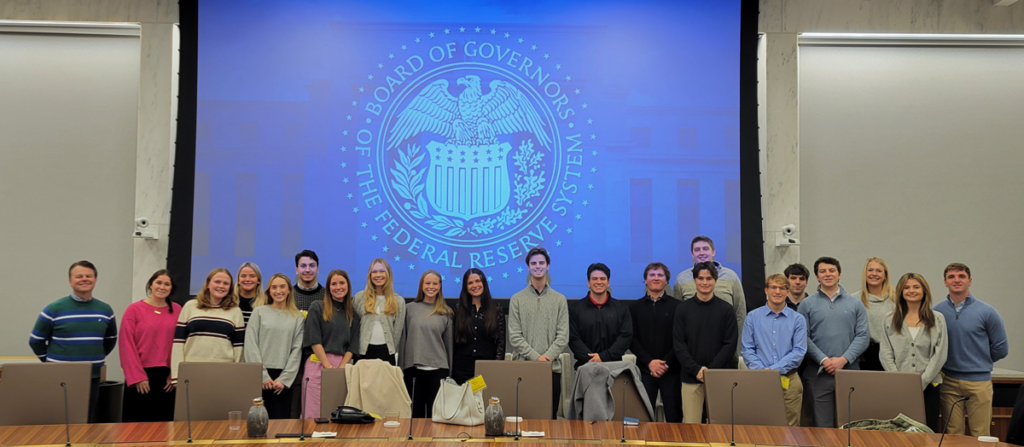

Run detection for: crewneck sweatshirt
[[933, 294, 1008, 381], [244, 306, 305, 387], [672, 295, 738, 383], [508, 284, 570, 373]]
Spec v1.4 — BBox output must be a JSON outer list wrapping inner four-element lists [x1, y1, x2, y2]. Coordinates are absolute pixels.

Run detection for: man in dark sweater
[[672, 261, 738, 423], [568, 263, 633, 369], [629, 262, 682, 422], [293, 249, 325, 312]]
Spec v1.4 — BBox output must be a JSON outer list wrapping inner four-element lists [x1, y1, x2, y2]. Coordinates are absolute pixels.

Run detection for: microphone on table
[[937, 396, 969, 447], [730, 382, 739, 446], [408, 377, 416, 441], [61, 382, 71, 447], [847, 386, 855, 447], [185, 380, 193, 443], [620, 379, 629, 443], [276, 377, 312, 439], [515, 377, 522, 441]]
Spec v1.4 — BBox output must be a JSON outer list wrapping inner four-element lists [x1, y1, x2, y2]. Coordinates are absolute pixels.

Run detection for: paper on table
[[312, 431, 337, 438], [521, 431, 545, 437]]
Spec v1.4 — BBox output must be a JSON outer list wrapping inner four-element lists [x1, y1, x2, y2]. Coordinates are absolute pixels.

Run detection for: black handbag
[[330, 406, 376, 424]]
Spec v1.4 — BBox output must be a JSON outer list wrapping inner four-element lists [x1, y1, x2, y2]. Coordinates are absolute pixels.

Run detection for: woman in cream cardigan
[[880, 272, 948, 432], [353, 258, 405, 365]]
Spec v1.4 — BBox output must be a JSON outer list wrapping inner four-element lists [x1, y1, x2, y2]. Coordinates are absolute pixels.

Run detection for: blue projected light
[[193, 0, 742, 298]]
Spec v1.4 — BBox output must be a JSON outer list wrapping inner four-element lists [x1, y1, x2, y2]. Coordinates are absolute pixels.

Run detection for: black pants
[[262, 369, 294, 420], [924, 383, 941, 433], [552, 372, 561, 419], [404, 368, 449, 418], [361, 344, 396, 365], [451, 353, 480, 385], [641, 372, 682, 423], [122, 367, 175, 422], [859, 342, 884, 371], [88, 377, 100, 423]]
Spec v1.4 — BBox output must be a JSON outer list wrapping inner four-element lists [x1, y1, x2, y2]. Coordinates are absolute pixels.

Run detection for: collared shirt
[[821, 286, 841, 303], [70, 292, 91, 302], [785, 293, 808, 311], [741, 305, 807, 373]]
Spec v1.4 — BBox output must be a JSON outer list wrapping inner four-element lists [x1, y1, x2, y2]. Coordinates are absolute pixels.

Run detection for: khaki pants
[[681, 382, 706, 424], [940, 376, 993, 436], [782, 373, 804, 427]]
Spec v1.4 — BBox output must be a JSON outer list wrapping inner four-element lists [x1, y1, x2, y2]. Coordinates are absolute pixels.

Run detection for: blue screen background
[[192, 0, 742, 298]]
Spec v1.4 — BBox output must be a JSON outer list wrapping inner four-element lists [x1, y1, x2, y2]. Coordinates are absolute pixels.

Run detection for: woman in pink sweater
[[119, 269, 181, 422]]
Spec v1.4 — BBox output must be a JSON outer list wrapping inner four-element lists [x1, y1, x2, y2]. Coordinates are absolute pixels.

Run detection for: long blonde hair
[[860, 257, 894, 307], [323, 270, 354, 324], [196, 268, 239, 310], [264, 273, 300, 318], [415, 270, 452, 316], [363, 258, 399, 316], [235, 262, 267, 307]]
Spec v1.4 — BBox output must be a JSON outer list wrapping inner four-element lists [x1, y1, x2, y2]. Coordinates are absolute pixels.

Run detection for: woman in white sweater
[[171, 268, 244, 384], [880, 272, 947, 432], [244, 273, 305, 419], [353, 258, 405, 365]]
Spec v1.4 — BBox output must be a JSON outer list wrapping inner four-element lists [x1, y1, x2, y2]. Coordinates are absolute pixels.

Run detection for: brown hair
[[322, 270, 354, 324], [145, 269, 176, 314], [943, 263, 971, 279], [690, 236, 715, 252], [68, 260, 97, 277], [415, 270, 452, 316], [891, 273, 936, 334], [196, 268, 239, 310]]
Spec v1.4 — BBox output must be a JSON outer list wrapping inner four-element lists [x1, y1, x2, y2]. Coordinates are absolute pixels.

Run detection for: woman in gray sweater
[[353, 258, 406, 365], [855, 257, 896, 371], [243, 273, 305, 419], [880, 272, 947, 432], [398, 270, 453, 418]]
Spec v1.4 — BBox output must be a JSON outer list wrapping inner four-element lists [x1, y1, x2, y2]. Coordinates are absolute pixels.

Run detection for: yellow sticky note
[[310, 353, 320, 363], [781, 376, 790, 390], [468, 375, 487, 393], [301, 310, 308, 318]]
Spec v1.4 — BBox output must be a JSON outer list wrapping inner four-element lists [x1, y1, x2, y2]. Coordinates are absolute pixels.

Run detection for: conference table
[[0, 419, 1008, 447]]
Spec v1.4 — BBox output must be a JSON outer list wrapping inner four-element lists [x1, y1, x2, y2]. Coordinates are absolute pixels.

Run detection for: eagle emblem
[[387, 75, 551, 150]]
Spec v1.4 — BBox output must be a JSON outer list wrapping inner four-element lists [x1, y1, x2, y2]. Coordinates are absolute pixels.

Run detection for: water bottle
[[247, 397, 269, 438], [485, 396, 505, 436]]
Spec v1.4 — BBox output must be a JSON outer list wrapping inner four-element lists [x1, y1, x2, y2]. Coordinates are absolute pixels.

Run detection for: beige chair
[[835, 369, 926, 425], [173, 362, 263, 422], [0, 362, 92, 425], [320, 367, 348, 418], [476, 359, 552, 420], [705, 369, 789, 426]]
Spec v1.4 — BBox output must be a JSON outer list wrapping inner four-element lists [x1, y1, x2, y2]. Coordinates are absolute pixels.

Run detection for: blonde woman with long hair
[[235, 262, 266, 326], [398, 270, 453, 417], [302, 269, 360, 418], [170, 268, 244, 385], [880, 273, 947, 432], [244, 273, 305, 419], [353, 258, 406, 365], [854, 257, 896, 371]]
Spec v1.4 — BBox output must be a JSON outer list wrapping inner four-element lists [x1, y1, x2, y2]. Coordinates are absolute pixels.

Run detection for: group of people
[[28, 237, 1008, 438]]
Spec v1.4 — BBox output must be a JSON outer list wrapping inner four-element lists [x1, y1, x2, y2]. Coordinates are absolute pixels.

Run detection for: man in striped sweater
[[29, 260, 117, 423]]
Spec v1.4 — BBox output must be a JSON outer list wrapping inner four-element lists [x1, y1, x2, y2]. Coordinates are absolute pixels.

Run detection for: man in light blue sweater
[[933, 263, 1008, 437], [797, 257, 869, 428]]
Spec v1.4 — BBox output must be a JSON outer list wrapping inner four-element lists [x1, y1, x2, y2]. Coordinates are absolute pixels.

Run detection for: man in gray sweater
[[798, 256, 869, 428], [508, 247, 569, 419]]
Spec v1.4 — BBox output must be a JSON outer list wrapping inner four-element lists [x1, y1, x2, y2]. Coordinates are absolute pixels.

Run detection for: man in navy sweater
[[933, 263, 1008, 437]]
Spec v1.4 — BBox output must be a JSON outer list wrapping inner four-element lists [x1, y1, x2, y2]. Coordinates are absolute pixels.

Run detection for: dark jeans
[[641, 372, 682, 423], [404, 368, 449, 418], [262, 368, 294, 419], [552, 372, 561, 419], [122, 367, 175, 422], [88, 377, 100, 423], [361, 344, 396, 365], [924, 383, 941, 432], [859, 342, 884, 371]]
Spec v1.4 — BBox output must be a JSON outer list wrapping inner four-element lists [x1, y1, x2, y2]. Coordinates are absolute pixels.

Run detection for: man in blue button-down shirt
[[741, 273, 807, 426]]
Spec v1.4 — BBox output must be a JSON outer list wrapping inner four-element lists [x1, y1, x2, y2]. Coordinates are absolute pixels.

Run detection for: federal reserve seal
[[347, 26, 599, 276]]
